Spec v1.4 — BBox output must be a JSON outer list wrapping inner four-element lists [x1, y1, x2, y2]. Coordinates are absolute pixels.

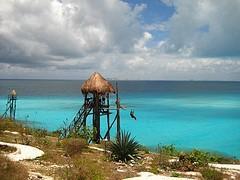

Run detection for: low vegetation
[[151, 144, 239, 179], [0, 144, 17, 154], [59, 158, 104, 180], [200, 167, 224, 180], [62, 137, 88, 157], [109, 131, 140, 162], [0, 155, 29, 180]]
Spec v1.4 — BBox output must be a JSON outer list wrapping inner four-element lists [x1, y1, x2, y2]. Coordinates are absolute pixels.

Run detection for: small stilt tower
[[1, 89, 17, 120], [61, 72, 121, 143]]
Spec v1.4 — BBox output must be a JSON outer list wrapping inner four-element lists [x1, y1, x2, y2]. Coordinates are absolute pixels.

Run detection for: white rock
[[117, 168, 128, 173], [209, 163, 240, 171], [0, 141, 44, 161], [3, 130, 20, 135]]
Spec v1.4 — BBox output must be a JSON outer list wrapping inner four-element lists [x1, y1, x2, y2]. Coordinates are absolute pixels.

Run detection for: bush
[[138, 145, 150, 154], [170, 152, 197, 171], [157, 144, 179, 156], [109, 131, 140, 162], [67, 127, 95, 142], [155, 147, 210, 171], [155, 145, 179, 170], [200, 167, 224, 180], [0, 155, 28, 180], [31, 128, 48, 138], [62, 138, 88, 157], [188, 149, 215, 166], [61, 158, 104, 180]]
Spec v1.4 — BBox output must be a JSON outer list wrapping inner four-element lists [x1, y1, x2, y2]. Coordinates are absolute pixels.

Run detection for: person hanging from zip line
[[130, 109, 137, 120]]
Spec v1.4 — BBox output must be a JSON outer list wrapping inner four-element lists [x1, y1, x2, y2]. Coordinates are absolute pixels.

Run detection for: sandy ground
[[1, 136, 239, 180], [124, 172, 194, 180], [209, 163, 240, 171], [0, 141, 44, 161]]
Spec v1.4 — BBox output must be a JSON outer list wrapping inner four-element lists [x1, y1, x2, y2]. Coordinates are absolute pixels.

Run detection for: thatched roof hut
[[81, 72, 115, 95], [10, 89, 17, 96]]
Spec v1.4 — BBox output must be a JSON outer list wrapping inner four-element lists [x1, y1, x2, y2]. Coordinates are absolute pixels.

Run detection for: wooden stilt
[[92, 93, 100, 143], [83, 94, 88, 128], [116, 82, 121, 139], [106, 93, 110, 140]]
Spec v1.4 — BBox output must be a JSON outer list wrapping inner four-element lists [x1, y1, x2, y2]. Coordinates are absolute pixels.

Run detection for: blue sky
[[0, 0, 239, 80], [123, 0, 174, 46], [124, 0, 175, 23]]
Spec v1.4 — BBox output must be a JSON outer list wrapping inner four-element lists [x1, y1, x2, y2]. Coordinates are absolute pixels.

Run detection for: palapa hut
[[1, 89, 17, 120], [64, 72, 121, 143], [81, 72, 115, 95]]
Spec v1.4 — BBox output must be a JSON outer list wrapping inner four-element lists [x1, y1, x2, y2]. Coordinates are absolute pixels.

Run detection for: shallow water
[[0, 80, 239, 158]]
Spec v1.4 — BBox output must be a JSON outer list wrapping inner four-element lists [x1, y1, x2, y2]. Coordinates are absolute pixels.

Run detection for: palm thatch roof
[[81, 72, 115, 95], [10, 89, 17, 96]]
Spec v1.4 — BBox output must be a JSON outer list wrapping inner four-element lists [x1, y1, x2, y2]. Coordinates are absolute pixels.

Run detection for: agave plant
[[110, 131, 140, 162]]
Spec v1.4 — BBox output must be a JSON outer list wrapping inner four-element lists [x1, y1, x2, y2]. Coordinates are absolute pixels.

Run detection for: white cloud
[[134, 32, 152, 51], [0, 0, 239, 80], [161, 0, 240, 57], [0, 0, 143, 67]]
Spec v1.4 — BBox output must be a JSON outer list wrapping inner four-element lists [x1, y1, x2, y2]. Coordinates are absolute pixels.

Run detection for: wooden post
[[83, 94, 88, 128], [93, 93, 100, 143], [96, 93, 100, 143], [92, 93, 96, 142], [106, 93, 110, 140], [8, 93, 16, 120], [12, 96, 16, 120], [116, 82, 120, 139]]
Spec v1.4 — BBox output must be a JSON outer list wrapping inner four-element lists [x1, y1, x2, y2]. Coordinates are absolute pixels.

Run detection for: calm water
[[0, 80, 240, 158]]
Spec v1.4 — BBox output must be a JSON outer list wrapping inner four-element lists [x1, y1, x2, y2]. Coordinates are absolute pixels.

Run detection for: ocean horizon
[[0, 79, 240, 158]]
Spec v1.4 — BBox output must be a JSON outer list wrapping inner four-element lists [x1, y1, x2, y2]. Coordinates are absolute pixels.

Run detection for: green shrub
[[171, 172, 181, 177], [0, 155, 28, 180], [188, 149, 214, 166], [31, 128, 48, 138], [62, 138, 88, 157], [170, 152, 197, 171], [157, 144, 179, 156], [138, 145, 150, 154], [155, 145, 178, 170], [200, 167, 224, 180], [109, 131, 140, 162], [68, 127, 95, 142]]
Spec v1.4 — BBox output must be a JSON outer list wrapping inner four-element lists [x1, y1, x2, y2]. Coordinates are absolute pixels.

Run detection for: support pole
[[106, 93, 110, 140], [93, 93, 100, 143], [116, 82, 120, 139], [83, 94, 88, 128]]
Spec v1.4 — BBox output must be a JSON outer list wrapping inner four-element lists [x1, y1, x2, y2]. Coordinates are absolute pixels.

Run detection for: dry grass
[[0, 119, 26, 133], [62, 138, 88, 157], [0, 144, 17, 154], [200, 167, 224, 180], [0, 155, 29, 180]]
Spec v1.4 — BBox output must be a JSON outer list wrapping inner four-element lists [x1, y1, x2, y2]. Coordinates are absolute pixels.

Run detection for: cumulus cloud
[[161, 0, 240, 57], [0, 0, 143, 68], [134, 32, 152, 51], [0, 0, 239, 80]]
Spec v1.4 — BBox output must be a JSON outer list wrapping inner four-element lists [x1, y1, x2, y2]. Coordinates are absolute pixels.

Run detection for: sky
[[0, 0, 240, 80]]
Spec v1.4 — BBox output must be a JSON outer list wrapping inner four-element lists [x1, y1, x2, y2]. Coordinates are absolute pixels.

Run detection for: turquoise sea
[[0, 80, 240, 158]]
